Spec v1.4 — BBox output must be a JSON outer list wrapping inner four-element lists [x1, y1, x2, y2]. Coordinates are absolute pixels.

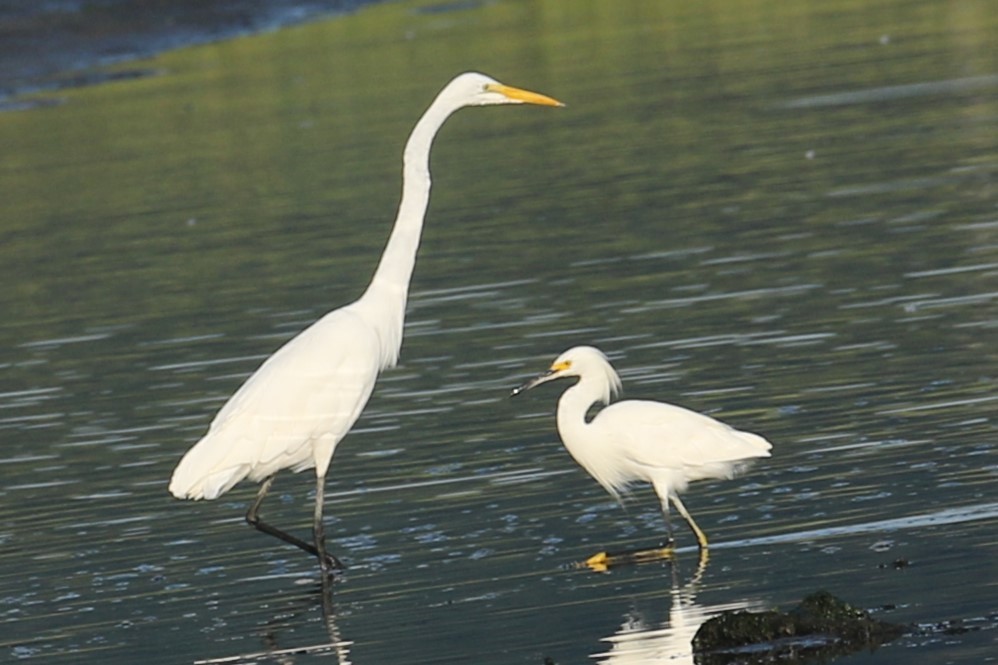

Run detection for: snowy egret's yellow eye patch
[[551, 360, 572, 372]]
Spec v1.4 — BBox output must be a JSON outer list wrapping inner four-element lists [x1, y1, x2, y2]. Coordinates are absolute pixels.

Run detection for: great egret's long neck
[[369, 109, 443, 291], [357, 93, 464, 367]]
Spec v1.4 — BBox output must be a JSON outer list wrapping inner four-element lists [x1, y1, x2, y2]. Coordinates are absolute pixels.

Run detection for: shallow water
[[1, 0, 996, 663]]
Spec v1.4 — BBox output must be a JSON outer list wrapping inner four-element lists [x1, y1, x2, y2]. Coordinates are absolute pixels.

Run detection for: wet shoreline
[[0, 0, 384, 108]]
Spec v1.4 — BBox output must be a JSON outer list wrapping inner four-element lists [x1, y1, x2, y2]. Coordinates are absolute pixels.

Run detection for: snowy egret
[[511, 346, 771, 553], [169, 73, 562, 573]]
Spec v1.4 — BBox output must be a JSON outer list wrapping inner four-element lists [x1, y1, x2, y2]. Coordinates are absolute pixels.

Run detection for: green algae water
[[1, 0, 996, 662]]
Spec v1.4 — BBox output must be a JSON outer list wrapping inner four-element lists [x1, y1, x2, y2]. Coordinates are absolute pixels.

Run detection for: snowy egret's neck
[[554, 374, 625, 501], [556, 376, 608, 434], [360, 91, 466, 368]]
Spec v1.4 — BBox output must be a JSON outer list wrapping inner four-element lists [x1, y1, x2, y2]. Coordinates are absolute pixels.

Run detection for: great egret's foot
[[318, 551, 346, 574], [579, 544, 676, 572]]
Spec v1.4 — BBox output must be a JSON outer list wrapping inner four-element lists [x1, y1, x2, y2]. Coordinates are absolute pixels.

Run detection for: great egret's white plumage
[[512, 346, 771, 551], [169, 73, 562, 573]]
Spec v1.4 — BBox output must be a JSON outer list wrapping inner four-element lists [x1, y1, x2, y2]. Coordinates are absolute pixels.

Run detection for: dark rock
[[692, 591, 903, 664]]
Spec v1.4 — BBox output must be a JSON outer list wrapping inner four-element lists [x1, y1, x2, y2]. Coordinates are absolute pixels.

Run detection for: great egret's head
[[511, 346, 621, 404], [445, 72, 564, 108]]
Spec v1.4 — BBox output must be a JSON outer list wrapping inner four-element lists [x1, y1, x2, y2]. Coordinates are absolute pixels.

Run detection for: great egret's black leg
[[245, 474, 344, 571], [312, 474, 344, 572]]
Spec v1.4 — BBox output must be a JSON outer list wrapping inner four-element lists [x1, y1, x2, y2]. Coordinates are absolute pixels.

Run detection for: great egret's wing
[[169, 308, 381, 499]]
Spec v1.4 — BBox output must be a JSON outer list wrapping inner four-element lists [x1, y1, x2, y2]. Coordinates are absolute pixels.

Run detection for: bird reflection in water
[[590, 556, 757, 665], [194, 576, 352, 665]]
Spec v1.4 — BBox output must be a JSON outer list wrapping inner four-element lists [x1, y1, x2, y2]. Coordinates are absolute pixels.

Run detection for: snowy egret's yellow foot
[[584, 551, 611, 572], [581, 545, 676, 572]]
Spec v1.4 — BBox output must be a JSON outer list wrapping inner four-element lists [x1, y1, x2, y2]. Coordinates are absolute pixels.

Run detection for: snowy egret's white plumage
[[512, 346, 771, 550], [169, 73, 562, 573]]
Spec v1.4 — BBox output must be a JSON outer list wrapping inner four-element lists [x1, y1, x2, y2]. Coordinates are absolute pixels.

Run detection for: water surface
[[1, 0, 996, 663]]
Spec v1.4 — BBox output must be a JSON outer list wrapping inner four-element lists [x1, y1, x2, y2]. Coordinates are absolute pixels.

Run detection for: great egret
[[511, 346, 771, 553], [169, 73, 563, 573]]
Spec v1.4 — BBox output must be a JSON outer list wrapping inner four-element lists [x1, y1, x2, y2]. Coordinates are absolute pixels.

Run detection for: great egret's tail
[[169, 432, 251, 500]]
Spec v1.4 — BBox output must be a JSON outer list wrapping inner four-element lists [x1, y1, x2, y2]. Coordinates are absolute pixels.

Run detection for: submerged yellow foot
[[584, 551, 611, 572], [581, 545, 677, 572]]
